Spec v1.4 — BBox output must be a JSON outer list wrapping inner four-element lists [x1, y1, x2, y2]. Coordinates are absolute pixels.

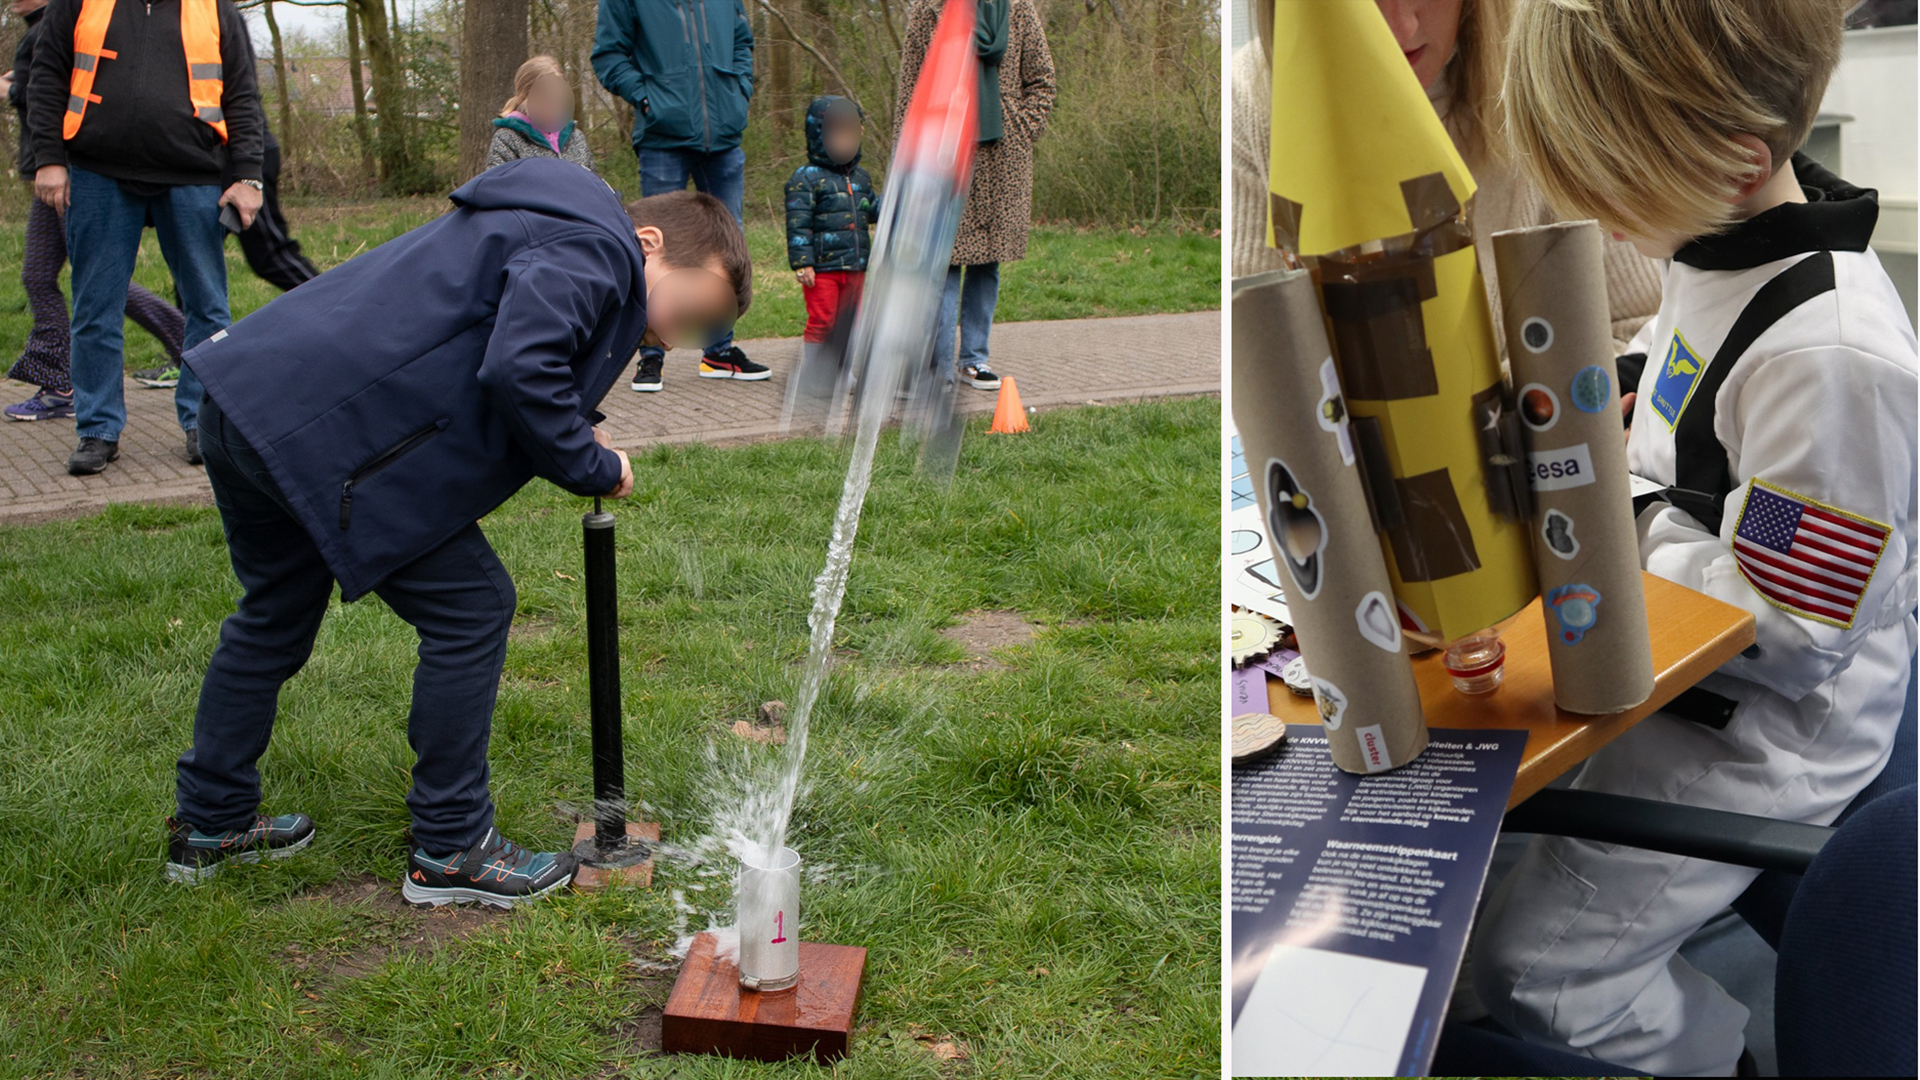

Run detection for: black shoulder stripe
[[1668, 251, 1837, 535]]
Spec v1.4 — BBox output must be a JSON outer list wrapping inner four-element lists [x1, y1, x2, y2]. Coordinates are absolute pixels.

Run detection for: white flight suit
[[1470, 180, 1919, 1076]]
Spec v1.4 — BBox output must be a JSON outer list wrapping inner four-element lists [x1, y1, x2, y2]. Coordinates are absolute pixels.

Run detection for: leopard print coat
[[895, 0, 1056, 266]]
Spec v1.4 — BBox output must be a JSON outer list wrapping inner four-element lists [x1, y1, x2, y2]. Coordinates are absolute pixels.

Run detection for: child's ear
[[1729, 134, 1775, 203], [634, 226, 665, 259]]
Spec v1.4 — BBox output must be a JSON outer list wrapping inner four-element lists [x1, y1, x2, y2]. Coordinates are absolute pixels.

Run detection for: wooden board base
[[569, 820, 659, 890], [661, 931, 867, 1065]]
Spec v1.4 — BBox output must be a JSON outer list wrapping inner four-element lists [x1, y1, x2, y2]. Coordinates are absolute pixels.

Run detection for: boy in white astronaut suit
[[1472, 0, 1918, 1075]]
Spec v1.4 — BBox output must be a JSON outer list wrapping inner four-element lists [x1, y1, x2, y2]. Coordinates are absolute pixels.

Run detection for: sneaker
[[402, 826, 578, 909], [698, 346, 771, 381], [3, 389, 74, 421], [183, 428, 202, 465], [960, 362, 1001, 391], [165, 813, 316, 884], [630, 353, 664, 392], [66, 436, 120, 475], [132, 364, 181, 388]]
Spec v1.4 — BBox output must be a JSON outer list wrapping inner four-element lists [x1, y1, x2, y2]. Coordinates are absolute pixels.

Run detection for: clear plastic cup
[[736, 845, 801, 992], [1443, 629, 1506, 695]]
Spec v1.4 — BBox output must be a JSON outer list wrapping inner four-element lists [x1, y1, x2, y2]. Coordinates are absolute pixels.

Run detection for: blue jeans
[[930, 262, 1001, 382], [636, 146, 745, 360], [65, 166, 230, 438], [176, 394, 514, 854]]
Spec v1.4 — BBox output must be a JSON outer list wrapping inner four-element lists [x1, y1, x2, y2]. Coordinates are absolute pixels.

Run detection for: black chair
[[1732, 649, 1917, 947], [1434, 785, 1918, 1077]]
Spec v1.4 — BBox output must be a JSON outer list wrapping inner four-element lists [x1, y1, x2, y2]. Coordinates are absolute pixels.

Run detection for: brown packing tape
[[1491, 222, 1656, 714], [1232, 269, 1429, 774]]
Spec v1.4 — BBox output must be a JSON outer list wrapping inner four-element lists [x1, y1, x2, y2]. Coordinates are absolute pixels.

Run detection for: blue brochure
[[1230, 725, 1525, 1077]]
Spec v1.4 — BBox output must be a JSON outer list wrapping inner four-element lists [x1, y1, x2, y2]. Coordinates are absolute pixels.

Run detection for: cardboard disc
[[1232, 713, 1289, 763], [1230, 612, 1282, 666]]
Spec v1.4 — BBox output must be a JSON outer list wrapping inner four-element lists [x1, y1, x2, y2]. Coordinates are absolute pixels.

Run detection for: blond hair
[[501, 55, 567, 117], [1255, 0, 1513, 164], [1503, 0, 1849, 240]]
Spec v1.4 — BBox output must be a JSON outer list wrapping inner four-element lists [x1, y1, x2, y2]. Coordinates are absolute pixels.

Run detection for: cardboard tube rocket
[[1233, 268, 1428, 774], [1264, 0, 1537, 642], [1492, 222, 1656, 714]]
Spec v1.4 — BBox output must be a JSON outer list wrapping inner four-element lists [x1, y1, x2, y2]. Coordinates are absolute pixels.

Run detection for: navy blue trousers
[[175, 394, 514, 854]]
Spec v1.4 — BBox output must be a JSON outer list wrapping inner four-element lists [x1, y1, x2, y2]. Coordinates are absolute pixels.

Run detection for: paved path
[[0, 310, 1219, 525]]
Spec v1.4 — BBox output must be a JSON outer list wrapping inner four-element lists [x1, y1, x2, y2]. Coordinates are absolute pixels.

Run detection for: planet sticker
[[1571, 365, 1611, 413], [1519, 382, 1559, 431], [1520, 316, 1554, 353], [1266, 459, 1327, 601], [1546, 582, 1602, 644]]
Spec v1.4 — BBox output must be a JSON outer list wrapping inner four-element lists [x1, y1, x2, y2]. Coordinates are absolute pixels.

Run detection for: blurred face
[[11, 0, 49, 15], [1374, 0, 1464, 92], [824, 118, 861, 165], [524, 72, 573, 133], [635, 227, 738, 350]]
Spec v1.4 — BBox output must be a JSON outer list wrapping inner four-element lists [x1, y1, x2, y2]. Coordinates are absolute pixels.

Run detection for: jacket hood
[[805, 96, 864, 169], [450, 158, 643, 282], [493, 113, 578, 151]]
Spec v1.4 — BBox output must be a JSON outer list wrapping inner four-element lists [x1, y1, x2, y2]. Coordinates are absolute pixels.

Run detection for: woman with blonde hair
[[486, 56, 596, 173], [1230, 0, 1661, 355]]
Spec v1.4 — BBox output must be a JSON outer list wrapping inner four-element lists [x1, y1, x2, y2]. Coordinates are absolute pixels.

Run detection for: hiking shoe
[[66, 436, 120, 475], [165, 813, 316, 884], [630, 352, 664, 392], [402, 827, 578, 908], [183, 428, 202, 465], [132, 364, 181, 388], [4, 389, 74, 421], [961, 362, 1001, 391], [698, 346, 771, 381]]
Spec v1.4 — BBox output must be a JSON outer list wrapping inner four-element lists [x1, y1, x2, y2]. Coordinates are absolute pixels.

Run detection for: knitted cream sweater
[[1231, 40, 1663, 356]]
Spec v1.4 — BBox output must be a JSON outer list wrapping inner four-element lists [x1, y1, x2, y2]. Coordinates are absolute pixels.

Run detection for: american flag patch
[[1732, 480, 1890, 629]]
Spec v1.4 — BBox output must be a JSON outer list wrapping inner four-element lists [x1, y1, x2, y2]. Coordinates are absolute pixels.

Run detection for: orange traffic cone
[[989, 377, 1030, 434]]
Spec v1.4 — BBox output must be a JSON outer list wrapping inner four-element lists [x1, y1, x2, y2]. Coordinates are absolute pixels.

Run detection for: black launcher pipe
[[583, 497, 628, 851]]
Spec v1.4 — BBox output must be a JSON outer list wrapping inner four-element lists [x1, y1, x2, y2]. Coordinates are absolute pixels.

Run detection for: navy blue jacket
[[784, 96, 878, 272], [186, 159, 646, 601]]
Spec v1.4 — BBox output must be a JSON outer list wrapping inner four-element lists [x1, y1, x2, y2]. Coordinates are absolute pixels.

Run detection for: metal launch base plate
[[661, 931, 868, 1065], [569, 820, 659, 891]]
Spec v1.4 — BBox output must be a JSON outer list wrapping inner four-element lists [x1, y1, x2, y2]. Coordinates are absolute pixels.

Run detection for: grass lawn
[[0, 397, 1221, 1078], [0, 194, 1220, 379]]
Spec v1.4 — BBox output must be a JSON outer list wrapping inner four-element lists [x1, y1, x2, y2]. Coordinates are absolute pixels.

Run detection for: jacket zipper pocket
[[339, 420, 447, 529]]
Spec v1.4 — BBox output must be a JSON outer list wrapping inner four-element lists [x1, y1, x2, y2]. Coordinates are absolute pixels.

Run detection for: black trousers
[[175, 393, 515, 854], [238, 133, 320, 292]]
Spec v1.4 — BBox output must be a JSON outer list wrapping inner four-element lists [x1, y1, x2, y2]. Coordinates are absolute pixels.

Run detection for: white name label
[[1528, 443, 1596, 492], [1355, 723, 1393, 772]]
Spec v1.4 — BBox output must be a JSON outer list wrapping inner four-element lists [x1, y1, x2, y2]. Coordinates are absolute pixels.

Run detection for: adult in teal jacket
[[593, 0, 767, 393]]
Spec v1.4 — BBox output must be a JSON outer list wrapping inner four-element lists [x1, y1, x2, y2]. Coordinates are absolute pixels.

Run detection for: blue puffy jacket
[[785, 96, 878, 272], [592, 0, 754, 155], [184, 159, 647, 601]]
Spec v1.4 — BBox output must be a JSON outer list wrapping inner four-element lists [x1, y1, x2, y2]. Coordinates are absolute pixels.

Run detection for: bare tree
[[456, 0, 529, 182], [259, 2, 296, 166], [351, 0, 409, 186], [345, 0, 376, 182]]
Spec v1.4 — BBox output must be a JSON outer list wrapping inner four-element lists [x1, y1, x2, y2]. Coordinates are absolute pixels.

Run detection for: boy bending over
[[167, 159, 748, 907]]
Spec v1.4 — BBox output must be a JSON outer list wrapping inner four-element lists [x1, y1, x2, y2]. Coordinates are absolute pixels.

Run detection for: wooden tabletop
[[1263, 571, 1756, 809]]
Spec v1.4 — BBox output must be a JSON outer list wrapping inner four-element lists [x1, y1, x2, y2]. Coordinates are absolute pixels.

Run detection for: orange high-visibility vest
[[65, 0, 227, 143]]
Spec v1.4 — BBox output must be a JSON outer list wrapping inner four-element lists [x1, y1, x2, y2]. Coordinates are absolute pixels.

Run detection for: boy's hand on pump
[[605, 448, 633, 499]]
